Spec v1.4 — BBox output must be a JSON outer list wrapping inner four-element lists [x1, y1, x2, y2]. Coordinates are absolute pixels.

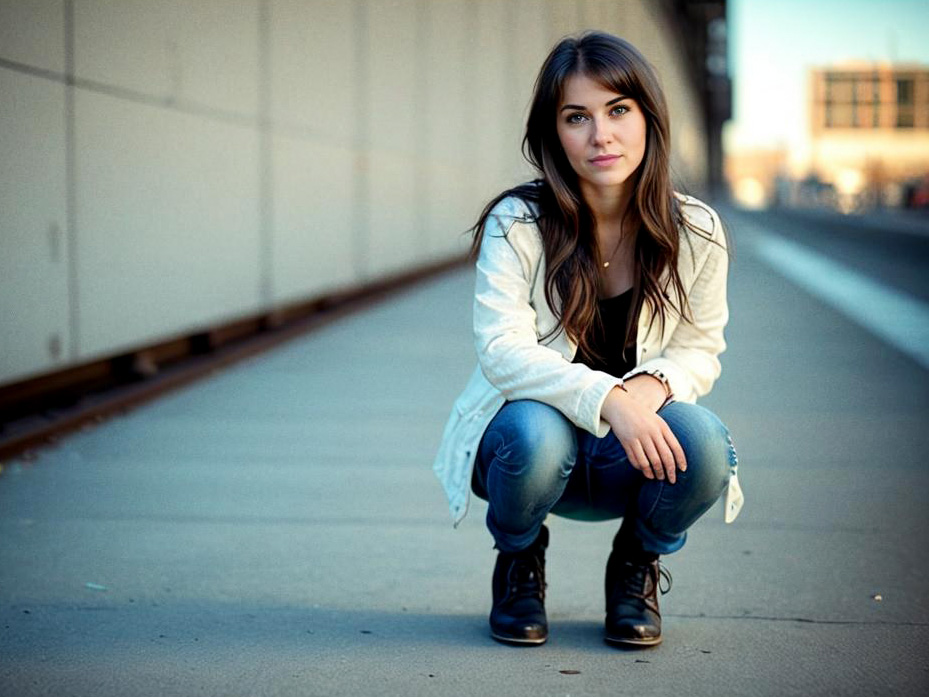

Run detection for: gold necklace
[[601, 221, 624, 268]]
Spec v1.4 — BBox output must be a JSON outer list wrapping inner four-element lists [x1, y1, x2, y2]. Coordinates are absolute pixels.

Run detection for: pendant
[[603, 262, 610, 268]]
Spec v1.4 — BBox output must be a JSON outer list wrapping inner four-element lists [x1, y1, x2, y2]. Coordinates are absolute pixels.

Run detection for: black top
[[572, 287, 638, 379]]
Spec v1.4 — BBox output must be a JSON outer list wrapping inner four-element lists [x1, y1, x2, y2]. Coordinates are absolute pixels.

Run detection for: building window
[[856, 104, 876, 128], [897, 79, 914, 105], [831, 105, 854, 128], [829, 77, 854, 102]]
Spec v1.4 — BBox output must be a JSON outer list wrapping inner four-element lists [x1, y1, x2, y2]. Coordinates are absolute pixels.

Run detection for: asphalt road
[[1, 205, 927, 696]]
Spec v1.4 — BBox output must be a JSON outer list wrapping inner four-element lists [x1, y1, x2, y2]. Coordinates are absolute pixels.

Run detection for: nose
[[590, 117, 612, 146]]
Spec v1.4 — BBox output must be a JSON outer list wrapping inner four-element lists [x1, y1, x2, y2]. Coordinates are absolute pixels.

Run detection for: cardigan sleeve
[[473, 199, 622, 437]]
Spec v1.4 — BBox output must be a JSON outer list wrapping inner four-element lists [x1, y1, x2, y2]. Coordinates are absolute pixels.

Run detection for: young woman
[[433, 31, 743, 648]]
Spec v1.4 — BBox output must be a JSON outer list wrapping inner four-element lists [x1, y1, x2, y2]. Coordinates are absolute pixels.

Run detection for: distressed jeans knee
[[634, 401, 734, 554]]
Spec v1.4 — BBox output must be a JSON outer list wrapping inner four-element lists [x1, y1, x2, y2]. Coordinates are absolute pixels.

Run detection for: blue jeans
[[471, 400, 735, 555]]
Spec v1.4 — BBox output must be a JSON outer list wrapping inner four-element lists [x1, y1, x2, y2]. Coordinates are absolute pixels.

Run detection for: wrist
[[626, 368, 672, 400], [622, 374, 668, 412], [602, 384, 631, 421]]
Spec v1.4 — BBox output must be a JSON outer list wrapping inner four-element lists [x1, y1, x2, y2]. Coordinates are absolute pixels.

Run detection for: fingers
[[653, 439, 678, 484], [660, 421, 687, 473], [627, 440, 654, 479], [625, 427, 686, 485], [641, 440, 667, 482]]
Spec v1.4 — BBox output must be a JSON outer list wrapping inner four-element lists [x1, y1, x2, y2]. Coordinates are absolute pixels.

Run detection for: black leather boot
[[604, 529, 672, 647], [489, 525, 549, 645]]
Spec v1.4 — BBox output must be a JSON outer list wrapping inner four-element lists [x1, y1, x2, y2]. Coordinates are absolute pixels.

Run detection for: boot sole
[[490, 631, 548, 646], [604, 634, 662, 648]]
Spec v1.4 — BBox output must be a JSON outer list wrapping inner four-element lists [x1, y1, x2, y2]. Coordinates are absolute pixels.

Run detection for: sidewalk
[[1, 217, 927, 696]]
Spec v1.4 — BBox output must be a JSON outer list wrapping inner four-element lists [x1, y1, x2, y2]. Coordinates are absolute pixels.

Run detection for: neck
[[580, 181, 634, 229]]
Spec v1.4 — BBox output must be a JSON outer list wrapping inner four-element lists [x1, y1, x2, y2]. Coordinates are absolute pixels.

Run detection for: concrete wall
[[0, 0, 708, 388]]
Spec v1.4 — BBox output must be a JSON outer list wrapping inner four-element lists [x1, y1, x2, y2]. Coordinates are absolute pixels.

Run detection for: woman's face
[[555, 73, 647, 201]]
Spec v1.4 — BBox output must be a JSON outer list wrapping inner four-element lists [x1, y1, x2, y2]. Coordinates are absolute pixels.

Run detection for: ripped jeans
[[471, 400, 735, 555]]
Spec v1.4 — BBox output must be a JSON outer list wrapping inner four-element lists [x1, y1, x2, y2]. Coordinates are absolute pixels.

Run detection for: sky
[[724, 0, 929, 155]]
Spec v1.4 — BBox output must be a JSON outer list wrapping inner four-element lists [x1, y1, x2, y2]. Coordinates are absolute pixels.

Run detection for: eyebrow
[[560, 96, 629, 112]]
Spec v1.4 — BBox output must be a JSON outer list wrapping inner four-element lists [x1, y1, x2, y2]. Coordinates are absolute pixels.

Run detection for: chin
[[590, 174, 631, 188]]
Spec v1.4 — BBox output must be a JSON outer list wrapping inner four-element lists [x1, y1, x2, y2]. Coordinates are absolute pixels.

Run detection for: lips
[[589, 154, 620, 165]]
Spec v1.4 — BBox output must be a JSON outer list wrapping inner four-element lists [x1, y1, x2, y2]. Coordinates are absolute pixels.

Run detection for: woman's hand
[[601, 386, 686, 483]]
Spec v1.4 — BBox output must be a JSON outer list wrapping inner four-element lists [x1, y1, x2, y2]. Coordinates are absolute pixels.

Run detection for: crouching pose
[[433, 31, 744, 647]]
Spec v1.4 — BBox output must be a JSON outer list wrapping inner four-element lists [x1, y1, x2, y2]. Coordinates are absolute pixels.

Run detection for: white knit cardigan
[[433, 192, 744, 527]]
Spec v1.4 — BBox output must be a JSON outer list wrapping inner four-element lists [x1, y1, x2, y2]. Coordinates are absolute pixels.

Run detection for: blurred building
[[726, 61, 929, 211], [807, 62, 929, 210], [723, 146, 787, 209]]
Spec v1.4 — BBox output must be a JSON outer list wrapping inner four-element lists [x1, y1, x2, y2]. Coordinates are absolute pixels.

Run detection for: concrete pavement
[[1, 208, 927, 696]]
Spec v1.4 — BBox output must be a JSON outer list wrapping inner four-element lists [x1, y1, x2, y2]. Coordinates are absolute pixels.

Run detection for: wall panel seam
[[65, 0, 79, 361]]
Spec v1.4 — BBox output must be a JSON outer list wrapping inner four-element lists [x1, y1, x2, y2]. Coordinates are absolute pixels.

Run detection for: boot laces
[[658, 563, 672, 595], [507, 554, 546, 601], [620, 559, 672, 599]]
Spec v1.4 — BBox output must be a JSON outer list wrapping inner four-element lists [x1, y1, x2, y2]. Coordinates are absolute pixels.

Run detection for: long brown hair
[[471, 31, 716, 358]]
